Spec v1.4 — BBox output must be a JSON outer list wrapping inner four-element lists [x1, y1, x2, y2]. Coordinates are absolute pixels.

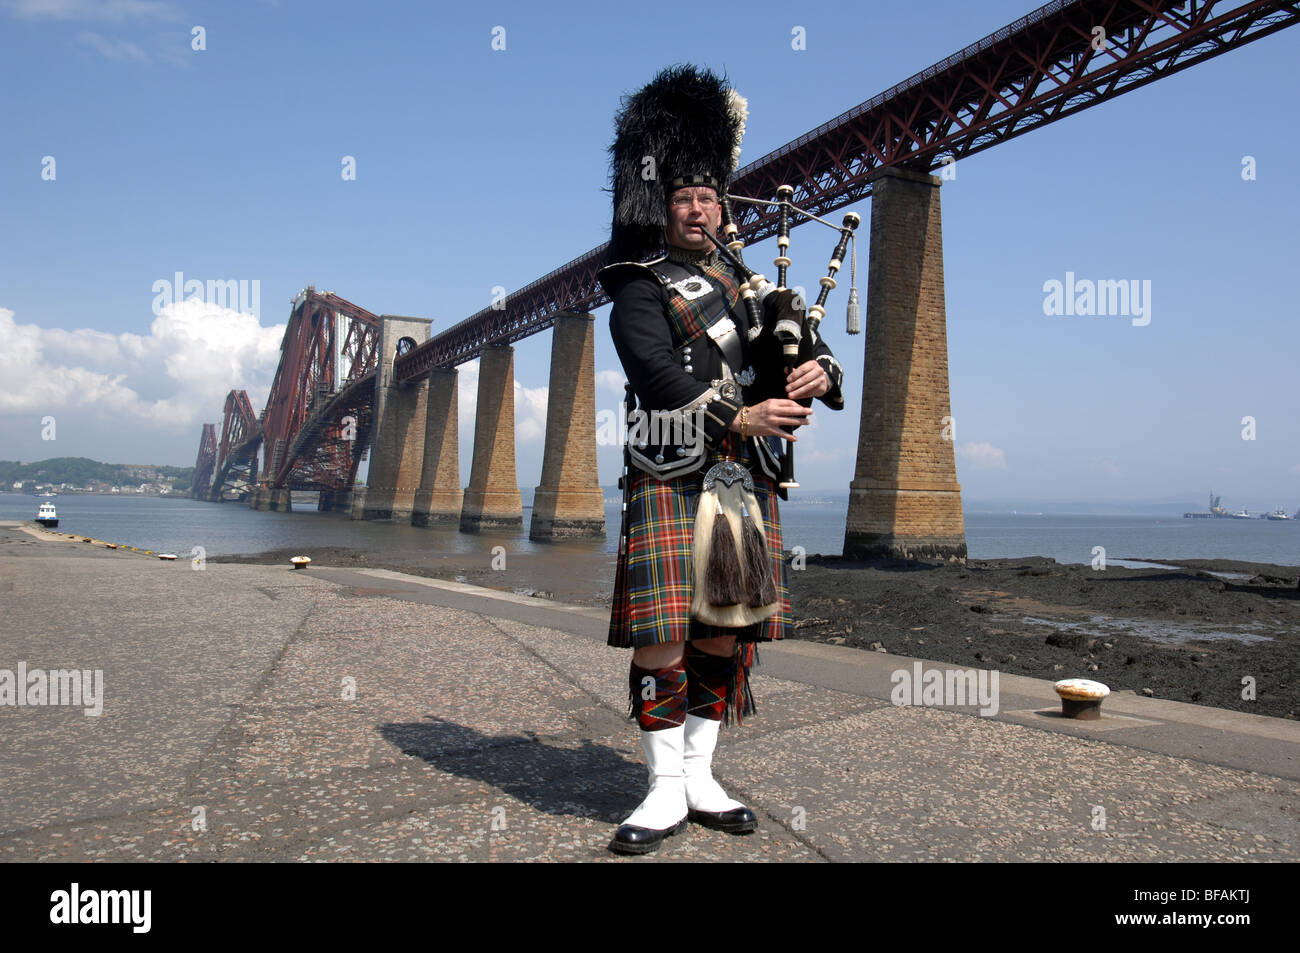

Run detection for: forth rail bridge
[[188, 0, 1298, 560]]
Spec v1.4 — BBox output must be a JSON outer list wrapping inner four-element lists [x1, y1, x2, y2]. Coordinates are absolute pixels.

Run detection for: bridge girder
[[393, 0, 1299, 380], [259, 288, 380, 490], [190, 423, 217, 500]]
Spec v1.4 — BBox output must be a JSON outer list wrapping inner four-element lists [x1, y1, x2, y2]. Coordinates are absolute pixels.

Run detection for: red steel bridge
[[192, 289, 379, 499], [191, 0, 1298, 500]]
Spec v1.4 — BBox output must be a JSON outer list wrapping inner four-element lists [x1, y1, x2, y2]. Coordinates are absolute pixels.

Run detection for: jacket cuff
[[663, 383, 742, 449], [816, 355, 845, 410]]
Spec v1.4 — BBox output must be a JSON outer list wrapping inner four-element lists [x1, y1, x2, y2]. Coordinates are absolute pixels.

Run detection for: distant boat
[[1231, 509, 1251, 519], [36, 501, 58, 527], [1265, 508, 1291, 521]]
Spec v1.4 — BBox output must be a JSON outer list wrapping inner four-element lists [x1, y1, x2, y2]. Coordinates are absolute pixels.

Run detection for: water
[[2, 494, 1296, 567], [1016, 615, 1275, 647]]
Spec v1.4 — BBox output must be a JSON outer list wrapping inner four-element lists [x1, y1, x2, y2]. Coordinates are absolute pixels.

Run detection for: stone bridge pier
[[460, 344, 523, 533], [530, 313, 605, 540], [845, 167, 966, 562], [410, 367, 464, 527], [363, 315, 433, 521]]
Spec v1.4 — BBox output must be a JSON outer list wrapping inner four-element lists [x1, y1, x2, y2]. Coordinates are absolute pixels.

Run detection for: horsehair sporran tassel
[[692, 462, 780, 626], [693, 466, 744, 607], [739, 499, 776, 608], [706, 499, 745, 606]]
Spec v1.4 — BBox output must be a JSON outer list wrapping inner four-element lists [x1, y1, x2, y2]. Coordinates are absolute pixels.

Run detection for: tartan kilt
[[608, 455, 791, 648]]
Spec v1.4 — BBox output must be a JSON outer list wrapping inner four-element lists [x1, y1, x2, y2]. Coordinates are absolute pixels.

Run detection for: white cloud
[[1097, 459, 1121, 476], [596, 368, 625, 395], [4, 0, 180, 21], [959, 441, 1007, 470], [75, 29, 147, 61], [456, 358, 479, 434], [513, 380, 548, 442], [0, 301, 285, 434], [797, 447, 841, 466], [453, 357, 549, 444]]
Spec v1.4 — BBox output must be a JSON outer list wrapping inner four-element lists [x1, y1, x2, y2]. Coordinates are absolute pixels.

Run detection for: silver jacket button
[[683, 364, 694, 374], [654, 453, 665, 464]]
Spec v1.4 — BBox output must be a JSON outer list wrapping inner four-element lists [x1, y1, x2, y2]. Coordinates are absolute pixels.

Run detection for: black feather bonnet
[[607, 65, 747, 264]]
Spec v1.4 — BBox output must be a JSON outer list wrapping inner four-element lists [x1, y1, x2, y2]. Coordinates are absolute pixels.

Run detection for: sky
[[1, 0, 1297, 509]]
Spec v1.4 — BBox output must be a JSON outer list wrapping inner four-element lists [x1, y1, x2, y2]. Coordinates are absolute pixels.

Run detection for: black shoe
[[608, 817, 688, 855], [687, 806, 757, 834]]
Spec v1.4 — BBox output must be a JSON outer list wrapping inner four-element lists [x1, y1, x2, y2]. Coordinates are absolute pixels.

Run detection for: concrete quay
[[1, 521, 1296, 862]]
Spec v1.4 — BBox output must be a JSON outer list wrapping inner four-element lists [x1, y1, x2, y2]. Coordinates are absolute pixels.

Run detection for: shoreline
[[214, 543, 1299, 721]]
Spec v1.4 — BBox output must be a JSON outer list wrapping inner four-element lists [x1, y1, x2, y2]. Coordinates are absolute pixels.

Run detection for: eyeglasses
[[670, 192, 719, 210]]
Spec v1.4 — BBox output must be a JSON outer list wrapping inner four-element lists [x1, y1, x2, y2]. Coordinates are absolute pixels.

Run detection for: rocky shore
[[216, 547, 1299, 720]]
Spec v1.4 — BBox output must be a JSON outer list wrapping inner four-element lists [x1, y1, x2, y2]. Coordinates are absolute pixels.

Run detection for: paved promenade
[[1, 521, 1297, 862]]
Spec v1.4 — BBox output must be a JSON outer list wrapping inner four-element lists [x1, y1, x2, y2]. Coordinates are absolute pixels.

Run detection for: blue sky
[[2, 0, 1297, 509]]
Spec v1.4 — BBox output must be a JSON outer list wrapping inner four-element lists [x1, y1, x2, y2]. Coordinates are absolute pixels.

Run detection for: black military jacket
[[601, 250, 844, 481]]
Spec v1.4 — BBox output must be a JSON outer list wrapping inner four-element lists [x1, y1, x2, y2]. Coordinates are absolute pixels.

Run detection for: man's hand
[[785, 360, 830, 400], [729, 399, 813, 442]]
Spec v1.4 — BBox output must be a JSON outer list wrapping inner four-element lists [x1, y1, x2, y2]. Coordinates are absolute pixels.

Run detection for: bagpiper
[[599, 65, 847, 855]]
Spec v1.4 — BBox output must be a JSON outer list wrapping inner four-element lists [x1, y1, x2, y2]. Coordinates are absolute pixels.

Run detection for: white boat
[[1265, 507, 1291, 521], [36, 501, 58, 527]]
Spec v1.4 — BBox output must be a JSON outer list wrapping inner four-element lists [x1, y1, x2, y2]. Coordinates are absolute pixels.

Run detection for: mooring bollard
[[1054, 678, 1110, 720]]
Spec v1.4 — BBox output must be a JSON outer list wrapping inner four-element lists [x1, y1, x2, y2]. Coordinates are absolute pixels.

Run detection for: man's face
[[665, 186, 721, 251]]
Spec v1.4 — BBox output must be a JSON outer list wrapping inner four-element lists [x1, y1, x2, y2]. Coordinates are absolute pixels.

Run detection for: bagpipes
[[697, 188, 861, 490], [690, 189, 860, 626]]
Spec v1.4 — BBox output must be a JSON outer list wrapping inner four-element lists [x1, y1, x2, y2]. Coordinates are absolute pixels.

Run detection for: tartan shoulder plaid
[[661, 260, 742, 348], [609, 434, 790, 649]]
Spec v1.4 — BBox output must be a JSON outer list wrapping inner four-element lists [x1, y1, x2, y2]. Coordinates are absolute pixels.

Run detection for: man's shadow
[[379, 717, 643, 824]]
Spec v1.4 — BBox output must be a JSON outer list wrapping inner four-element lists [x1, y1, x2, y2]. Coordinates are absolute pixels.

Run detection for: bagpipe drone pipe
[[697, 188, 860, 489]]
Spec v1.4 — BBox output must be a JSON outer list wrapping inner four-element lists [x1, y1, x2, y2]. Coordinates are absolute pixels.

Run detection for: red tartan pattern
[[609, 433, 790, 648], [683, 646, 733, 721], [630, 662, 688, 730], [662, 261, 742, 348]]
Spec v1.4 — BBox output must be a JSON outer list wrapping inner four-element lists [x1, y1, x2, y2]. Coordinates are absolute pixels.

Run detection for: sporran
[[690, 461, 779, 626]]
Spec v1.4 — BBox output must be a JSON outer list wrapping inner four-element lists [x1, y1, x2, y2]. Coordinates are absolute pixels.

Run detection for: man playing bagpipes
[[599, 65, 848, 855]]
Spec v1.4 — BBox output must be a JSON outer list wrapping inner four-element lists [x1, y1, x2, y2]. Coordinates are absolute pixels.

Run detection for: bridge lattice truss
[[190, 424, 217, 500], [393, 0, 1298, 381], [207, 390, 260, 501], [258, 289, 380, 491]]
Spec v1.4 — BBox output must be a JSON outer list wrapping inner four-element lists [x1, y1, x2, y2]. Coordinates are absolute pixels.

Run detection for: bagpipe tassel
[[846, 287, 861, 335], [846, 232, 861, 334]]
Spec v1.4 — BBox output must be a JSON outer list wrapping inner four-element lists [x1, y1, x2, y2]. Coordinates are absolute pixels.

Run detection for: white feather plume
[[726, 88, 748, 172]]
